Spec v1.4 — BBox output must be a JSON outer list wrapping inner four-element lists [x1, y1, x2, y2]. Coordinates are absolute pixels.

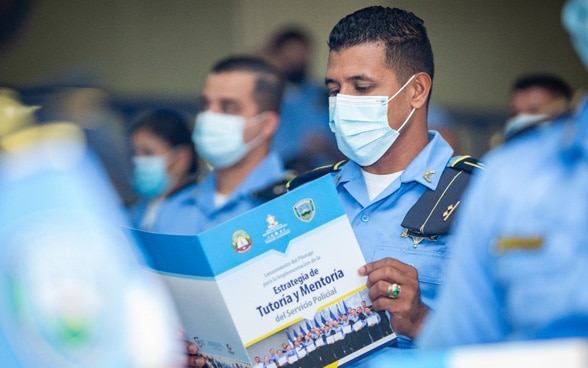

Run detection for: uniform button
[[361, 214, 369, 222]]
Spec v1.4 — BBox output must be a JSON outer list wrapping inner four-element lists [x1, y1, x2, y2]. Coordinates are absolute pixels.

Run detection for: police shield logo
[[232, 230, 252, 253], [293, 198, 315, 222]]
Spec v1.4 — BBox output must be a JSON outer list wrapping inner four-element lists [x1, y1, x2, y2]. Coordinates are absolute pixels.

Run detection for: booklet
[[127, 175, 396, 368]]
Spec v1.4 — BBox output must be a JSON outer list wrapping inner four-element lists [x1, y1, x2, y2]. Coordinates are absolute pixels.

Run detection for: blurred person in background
[[128, 108, 201, 231], [151, 55, 288, 235], [262, 25, 343, 173], [504, 73, 572, 140], [37, 86, 137, 205], [490, 73, 573, 146], [417, 0, 588, 349]]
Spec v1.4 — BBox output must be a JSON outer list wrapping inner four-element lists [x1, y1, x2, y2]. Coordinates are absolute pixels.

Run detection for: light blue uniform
[[272, 80, 336, 167], [417, 96, 588, 349], [127, 183, 197, 231], [144, 152, 285, 235], [335, 131, 455, 352]]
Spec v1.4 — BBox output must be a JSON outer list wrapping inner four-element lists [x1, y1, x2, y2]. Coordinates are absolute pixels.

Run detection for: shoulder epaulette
[[250, 171, 297, 202], [286, 160, 347, 192], [448, 155, 484, 173], [400, 155, 483, 246]]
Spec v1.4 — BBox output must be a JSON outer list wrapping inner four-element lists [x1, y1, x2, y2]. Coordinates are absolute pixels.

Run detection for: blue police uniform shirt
[[127, 183, 197, 231], [271, 80, 336, 166], [145, 152, 285, 235], [417, 96, 588, 349], [335, 131, 455, 354]]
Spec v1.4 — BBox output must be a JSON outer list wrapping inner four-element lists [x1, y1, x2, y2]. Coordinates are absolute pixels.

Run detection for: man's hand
[[358, 257, 428, 339]]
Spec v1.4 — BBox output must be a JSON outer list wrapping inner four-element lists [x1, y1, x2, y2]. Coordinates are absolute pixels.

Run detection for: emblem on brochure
[[266, 214, 278, 228], [232, 230, 252, 253], [262, 214, 290, 243], [293, 198, 315, 222]]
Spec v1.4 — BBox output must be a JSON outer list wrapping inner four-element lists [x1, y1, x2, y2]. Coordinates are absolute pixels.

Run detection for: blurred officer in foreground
[[417, 0, 588, 349], [0, 89, 183, 367]]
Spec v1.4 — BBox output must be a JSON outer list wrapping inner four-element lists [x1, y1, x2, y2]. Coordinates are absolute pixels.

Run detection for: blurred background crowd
[[1, 0, 586, 207]]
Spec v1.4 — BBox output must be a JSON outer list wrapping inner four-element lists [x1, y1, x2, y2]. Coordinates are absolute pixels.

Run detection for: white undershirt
[[140, 197, 165, 231], [361, 169, 403, 201], [214, 191, 229, 208]]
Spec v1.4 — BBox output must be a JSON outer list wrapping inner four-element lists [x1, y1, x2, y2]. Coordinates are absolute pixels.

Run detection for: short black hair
[[269, 26, 312, 52], [328, 6, 434, 84], [512, 73, 572, 101], [130, 108, 198, 174], [211, 55, 285, 113]]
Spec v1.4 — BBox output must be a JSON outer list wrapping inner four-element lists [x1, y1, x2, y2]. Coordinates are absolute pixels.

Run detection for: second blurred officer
[[155, 55, 286, 235], [128, 108, 200, 231]]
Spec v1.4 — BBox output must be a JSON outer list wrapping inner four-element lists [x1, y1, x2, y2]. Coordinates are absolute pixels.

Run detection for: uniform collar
[[401, 131, 454, 190], [185, 151, 284, 210], [336, 131, 454, 192]]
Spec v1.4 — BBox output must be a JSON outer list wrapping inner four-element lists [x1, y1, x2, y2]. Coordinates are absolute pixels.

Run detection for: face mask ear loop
[[397, 107, 416, 133], [243, 111, 269, 151], [385, 74, 417, 103]]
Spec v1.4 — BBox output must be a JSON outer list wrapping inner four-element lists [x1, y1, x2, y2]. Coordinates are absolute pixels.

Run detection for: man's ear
[[260, 111, 280, 138], [411, 72, 432, 109]]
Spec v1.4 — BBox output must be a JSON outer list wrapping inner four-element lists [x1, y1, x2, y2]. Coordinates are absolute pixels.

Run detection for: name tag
[[496, 236, 543, 253]]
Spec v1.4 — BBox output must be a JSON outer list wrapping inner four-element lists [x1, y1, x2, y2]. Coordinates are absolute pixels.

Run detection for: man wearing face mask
[[416, 0, 588, 349], [286, 5, 481, 356], [155, 55, 287, 236], [128, 108, 200, 231], [183, 7, 481, 368], [502, 73, 572, 142]]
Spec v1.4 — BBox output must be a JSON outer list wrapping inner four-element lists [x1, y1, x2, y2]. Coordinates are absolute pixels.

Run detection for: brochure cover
[[127, 175, 396, 367]]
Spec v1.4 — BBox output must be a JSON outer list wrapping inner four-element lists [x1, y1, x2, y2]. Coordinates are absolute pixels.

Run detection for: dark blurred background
[[1, 0, 586, 159]]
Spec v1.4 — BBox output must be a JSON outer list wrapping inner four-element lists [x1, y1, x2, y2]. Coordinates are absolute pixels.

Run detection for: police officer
[[154, 55, 287, 235], [417, 0, 588, 348], [317, 5, 480, 356], [184, 7, 480, 367]]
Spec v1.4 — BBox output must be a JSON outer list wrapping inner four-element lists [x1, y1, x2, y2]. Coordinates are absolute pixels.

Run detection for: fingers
[[186, 355, 207, 368], [358, 257, 427, 338], [184, 340, 207, 368], [358, 257, 418, 288], [185, 340, 199, 355]]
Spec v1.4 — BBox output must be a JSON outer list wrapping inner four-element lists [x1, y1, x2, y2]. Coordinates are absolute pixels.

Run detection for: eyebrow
[[324, 75, 376, 85]]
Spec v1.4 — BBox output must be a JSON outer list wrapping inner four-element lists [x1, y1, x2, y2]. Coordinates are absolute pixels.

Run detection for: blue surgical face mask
[[562, 0, 588, 69], [132, 155, 169, 198], [193, 111, 264, 169], [329, 75, 416, 166]]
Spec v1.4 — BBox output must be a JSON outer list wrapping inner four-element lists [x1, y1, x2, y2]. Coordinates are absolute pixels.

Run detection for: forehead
[[325, 42, 398, 83], [510, 87, 557, 113], [131, 129, 170, 154], [132, 128, 166, 146], [202, 71, 256, 102]]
